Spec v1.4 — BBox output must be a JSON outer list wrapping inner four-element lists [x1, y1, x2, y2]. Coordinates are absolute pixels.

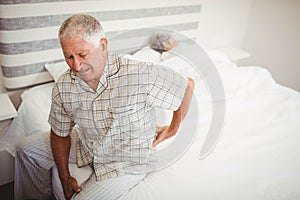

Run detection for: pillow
[[131, 47, 161, 63], [3, 82, 54, 155], [160, 51, 174, 61], [18, 83, 54, 136], [45, 61, 69, 82]]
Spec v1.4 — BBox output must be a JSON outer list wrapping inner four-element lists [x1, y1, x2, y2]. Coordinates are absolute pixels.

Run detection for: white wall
[[197, 0, 253, 49], [197, 0, 300, 92], [241, 0, 300, 92]]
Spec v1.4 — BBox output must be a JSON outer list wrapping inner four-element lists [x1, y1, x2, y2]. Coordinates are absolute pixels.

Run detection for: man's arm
[[152, 78, 194, 147], [50, 129, 81, 199]]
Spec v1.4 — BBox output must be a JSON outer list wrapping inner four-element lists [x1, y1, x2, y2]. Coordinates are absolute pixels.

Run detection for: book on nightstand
[[0, 93, 17, 121]]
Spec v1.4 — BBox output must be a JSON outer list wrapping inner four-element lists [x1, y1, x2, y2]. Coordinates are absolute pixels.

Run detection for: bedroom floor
[[0, 182, 57, 200], [0, 182, 14, 200]]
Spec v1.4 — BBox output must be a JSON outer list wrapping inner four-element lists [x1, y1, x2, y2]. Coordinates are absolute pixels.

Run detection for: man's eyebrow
[[64, 50, 89, 57], [78, 50, 90, 55]]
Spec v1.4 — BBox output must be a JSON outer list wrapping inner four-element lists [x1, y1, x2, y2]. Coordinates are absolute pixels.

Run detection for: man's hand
[[152, 125, 177, 148], [50, 131, 80, 199], [62, 176, 81, 200], [152, 78, 194, 148]]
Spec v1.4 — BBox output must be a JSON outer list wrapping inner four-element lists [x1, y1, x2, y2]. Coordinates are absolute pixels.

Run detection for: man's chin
[[77, 73, 91, 81], [83, 78, 99, 85]]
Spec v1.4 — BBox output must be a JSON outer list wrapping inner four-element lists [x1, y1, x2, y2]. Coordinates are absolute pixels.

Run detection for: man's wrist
[[169, 108, 182, 133], [169, 123, 180, 134], [58, 169, 72, 183]]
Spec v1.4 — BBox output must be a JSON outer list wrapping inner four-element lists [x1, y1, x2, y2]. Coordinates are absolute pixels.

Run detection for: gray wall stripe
[[2, 63, 47, 77], [0, 38, 60, 55], [0, 5, 201, 30], [162, 22, 199, 32], [0, 0, 81, 5], [0, 14, 71, 31], [1, 60, 64, 77]]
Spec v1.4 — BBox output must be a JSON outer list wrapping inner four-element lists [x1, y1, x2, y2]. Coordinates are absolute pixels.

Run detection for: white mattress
[[2, 50, 300, 200]]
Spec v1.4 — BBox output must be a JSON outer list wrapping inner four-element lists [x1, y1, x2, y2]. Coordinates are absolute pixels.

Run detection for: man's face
[[61, 37, 107, 85]]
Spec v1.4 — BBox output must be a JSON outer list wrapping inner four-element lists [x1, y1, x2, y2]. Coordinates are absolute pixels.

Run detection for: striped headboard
[[0, 0, 201, 90]]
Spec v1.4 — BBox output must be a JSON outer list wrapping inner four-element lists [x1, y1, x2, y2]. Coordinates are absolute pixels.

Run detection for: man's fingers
[[71, 179, 81, 193], [152, 133, 164, 147], [63, 176, 81, 200], [152, 138, 160, 148], [75, 186, 81, 193], [156, 126, 162, 134], [153, 126, 169, 147]]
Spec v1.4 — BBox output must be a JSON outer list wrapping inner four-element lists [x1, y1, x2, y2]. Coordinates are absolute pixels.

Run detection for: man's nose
[[73, 57, 82, 72]]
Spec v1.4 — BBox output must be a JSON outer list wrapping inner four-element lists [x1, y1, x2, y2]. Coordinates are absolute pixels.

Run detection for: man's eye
[[65, 56, 73, 60]]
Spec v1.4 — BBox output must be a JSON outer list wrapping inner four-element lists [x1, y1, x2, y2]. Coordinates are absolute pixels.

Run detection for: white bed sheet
[[2, 50, 300, 200]]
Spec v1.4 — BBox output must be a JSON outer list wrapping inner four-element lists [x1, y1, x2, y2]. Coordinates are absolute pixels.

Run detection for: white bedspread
[[2, 50, 300, 199]]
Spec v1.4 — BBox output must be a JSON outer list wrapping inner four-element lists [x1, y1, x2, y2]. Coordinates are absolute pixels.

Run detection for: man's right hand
[[50, 131, 80, 199], [62, 176, 81, 200]]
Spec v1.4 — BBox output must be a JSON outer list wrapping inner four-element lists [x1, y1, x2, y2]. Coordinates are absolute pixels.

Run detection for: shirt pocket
[[109, 106, 134, 129]]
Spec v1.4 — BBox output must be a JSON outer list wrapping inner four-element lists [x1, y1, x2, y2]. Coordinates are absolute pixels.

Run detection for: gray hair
[[147, 33, 172, 54], [58, 14, 105, 47]]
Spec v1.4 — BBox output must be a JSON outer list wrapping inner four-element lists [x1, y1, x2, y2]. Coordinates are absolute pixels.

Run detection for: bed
[[1, 0, 300, 200], [3, 46, 300, 199]]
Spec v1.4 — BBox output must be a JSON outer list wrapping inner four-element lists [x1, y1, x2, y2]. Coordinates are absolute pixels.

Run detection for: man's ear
[[99, 38, 108, 51]]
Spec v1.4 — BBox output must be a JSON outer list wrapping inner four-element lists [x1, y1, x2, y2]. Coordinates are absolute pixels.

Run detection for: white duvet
[[1, 50, 300, 200]]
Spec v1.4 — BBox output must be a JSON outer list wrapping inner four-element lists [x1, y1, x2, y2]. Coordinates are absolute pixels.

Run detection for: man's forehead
[[61, 37, 93, 52]]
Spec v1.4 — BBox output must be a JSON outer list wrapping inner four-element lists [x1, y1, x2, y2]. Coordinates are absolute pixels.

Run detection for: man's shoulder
[[53, 70, 75, 93], [117, 54, 153, 67], [56, 69, 74, 84], [111, 54, 152, 75]]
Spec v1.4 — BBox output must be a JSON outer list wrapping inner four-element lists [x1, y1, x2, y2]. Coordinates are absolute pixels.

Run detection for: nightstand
[[0, 93, 17, 121], [0, 94, 17, 186], [217, 46, 250, 63]]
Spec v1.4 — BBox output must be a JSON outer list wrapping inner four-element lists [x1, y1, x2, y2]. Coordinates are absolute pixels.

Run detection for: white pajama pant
[[14, 132, 147, 200]]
